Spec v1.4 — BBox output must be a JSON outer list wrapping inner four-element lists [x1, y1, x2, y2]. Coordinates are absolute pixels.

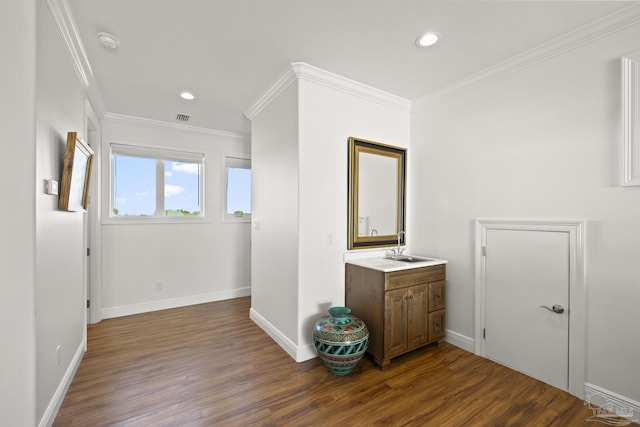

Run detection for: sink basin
[[384, 255, 434, 263]]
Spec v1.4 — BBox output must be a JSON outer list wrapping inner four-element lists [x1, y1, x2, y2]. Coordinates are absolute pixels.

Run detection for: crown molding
[[244, 66, 298, 120], [291, 62, 411, 112], [43, 0, 106, 118], [102, 113, 249, 140], [414, 3, 640, 110], [244, 62, 411, 120]]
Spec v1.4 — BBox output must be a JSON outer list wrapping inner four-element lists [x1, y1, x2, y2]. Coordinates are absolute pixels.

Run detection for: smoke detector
[[97, 32, 119, 49]]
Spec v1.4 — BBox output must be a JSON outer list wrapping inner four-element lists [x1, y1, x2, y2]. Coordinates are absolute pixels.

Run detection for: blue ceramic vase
[[313, 306, 369, 376]]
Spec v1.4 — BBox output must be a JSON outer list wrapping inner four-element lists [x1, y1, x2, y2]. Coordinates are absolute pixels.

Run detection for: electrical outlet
[[155, 281, 163, 291], [327, 233, 334, 246], [56, 345, 61, 365]]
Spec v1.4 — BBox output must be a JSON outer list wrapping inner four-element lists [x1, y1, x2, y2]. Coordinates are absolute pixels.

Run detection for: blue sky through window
[[113, 155, 156, 215], [227, 167, 251, 214], [113, 156, 201, 216], [165, 161, 201, 214]]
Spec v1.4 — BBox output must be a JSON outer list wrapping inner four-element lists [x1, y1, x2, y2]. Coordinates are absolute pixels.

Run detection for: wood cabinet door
[[428, 309, 446, 342], [428, 280, 446, 312], [384, 288, 407, 357], [407, 284, 429, 350]]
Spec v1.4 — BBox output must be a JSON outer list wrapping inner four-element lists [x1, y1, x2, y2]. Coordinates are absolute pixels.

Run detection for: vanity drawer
[[384, 264, 445, 291]]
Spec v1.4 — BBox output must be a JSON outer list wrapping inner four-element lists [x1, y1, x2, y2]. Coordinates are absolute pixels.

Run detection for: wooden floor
[[54, 297, 627, 426]]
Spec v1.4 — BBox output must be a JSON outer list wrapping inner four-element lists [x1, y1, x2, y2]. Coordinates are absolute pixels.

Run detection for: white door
[[484, 228, 569, 391], [84, 210, 90, 318]]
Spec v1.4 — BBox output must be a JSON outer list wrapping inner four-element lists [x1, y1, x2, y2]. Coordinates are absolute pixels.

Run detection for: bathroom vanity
[[345, 257, 447, 369]]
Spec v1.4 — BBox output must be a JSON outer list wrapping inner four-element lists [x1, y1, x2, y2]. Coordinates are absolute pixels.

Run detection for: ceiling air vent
[[176, 114, 190, 122]]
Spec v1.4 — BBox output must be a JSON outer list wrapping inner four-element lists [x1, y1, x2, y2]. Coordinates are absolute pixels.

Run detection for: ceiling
[[67, 1, 634, 135]]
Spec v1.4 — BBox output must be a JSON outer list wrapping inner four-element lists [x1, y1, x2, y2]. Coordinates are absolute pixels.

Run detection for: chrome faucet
[[395, 231, 405, 257]]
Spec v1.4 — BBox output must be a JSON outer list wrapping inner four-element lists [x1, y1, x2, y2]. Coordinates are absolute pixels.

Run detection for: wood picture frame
[[59, 131, 94, 211]]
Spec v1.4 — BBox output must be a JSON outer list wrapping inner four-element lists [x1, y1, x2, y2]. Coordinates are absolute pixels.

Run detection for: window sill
[[103, 216, 210, 225], [221, 215, 251, 224]]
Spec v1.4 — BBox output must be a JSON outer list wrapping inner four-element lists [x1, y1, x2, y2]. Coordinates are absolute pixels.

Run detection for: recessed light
[[416, 32, 442, 47], [97, 32, 119, 49], [180, 91, 195, 100]]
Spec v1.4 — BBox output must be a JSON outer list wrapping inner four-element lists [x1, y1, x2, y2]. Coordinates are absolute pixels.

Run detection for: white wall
[[35, 0, 90, 423], [0, 0, 37, 425], [249, 64, 410, 361], [250, 83, 300, 343], [100, 116, 251, 317], [297, 79, 410, 353], [411, 24, 640, 402]]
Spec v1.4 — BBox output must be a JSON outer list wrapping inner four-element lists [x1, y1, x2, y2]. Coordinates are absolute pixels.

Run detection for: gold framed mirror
[[348, 137, 406, 250]]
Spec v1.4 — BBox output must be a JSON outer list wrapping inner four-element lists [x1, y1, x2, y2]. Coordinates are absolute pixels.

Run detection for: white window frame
[[223, 155, 251, 223], [107, 143, 206, 224]]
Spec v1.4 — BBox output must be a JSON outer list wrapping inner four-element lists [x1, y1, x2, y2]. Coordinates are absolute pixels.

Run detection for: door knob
[[540, 304, 564, 314]]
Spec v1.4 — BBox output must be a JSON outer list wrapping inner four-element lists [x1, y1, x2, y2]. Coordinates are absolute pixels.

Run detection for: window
[[225, 156, 251, 221], [111, 143, 204, 219]]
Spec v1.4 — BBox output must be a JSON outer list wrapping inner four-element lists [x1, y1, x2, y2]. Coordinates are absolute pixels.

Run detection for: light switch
[[45, 179, 59, 196]]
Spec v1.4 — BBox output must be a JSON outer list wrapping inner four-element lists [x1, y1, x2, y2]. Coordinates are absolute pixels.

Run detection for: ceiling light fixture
[[97, 32, 119, 49], [180, 91, 195, 100], [416, 32, 442, 47]]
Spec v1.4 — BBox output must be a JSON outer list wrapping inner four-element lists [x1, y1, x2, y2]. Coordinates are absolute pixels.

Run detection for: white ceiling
[[67, 1, 634, 135]]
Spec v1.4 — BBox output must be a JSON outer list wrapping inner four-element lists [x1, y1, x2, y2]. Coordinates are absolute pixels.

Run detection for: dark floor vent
[[176, 114, 190, 122]]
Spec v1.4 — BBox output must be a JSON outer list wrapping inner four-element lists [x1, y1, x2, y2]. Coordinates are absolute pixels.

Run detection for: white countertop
[[346, 256, 447, 272]]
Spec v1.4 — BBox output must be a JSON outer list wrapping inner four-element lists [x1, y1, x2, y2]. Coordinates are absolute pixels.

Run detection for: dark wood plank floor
[[54, 297, 629, 426]]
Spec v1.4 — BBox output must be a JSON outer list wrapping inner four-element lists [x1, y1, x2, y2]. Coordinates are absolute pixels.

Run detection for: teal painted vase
[[313, 306, 369, 376]]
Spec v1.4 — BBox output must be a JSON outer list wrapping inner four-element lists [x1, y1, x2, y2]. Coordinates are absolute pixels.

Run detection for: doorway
[[84, 100, 101, 326], [475, 220, 585, 398]]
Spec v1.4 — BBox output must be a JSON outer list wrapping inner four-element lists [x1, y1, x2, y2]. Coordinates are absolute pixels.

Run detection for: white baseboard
[[444, 329, 475, 353], [38, 338, 85, 427], [102, 287, 251, 319], [297, 342, 317, 362], [249, 308, 297, 360], [249, 319, 475, 365], [584, 383, 640, 422], [249, 308, 317, 363]]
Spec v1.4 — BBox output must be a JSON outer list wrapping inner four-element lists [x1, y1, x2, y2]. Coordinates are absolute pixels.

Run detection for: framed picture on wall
[[59, 131, 94, 212]]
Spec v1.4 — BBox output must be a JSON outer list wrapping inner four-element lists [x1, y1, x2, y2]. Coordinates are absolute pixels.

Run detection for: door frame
[[474, 219, 585, 398], [84, 99, 102, 325]]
